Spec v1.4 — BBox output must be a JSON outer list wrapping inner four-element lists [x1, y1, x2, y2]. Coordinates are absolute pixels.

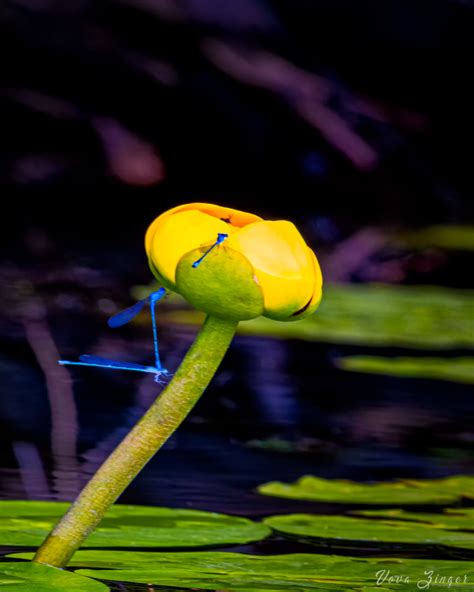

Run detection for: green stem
[[33, 315, 238, 568]]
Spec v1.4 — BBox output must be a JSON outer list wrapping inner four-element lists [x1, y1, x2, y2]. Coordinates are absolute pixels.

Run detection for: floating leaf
[[58, 551, 474, 591], [401, 475, 474, 501], [352, 508, 474, 530], [258, 475, 474, 505], [398, 225, 474, 251], [161, 284, 474, 349], [0, 501, 269, 547], [263, 513, 474, 551], [0, 562, 108, 592], [337, 356, 474, 384]]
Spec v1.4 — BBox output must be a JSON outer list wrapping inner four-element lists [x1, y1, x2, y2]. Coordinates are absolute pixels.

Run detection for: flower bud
[[145, 203, 322, 321]]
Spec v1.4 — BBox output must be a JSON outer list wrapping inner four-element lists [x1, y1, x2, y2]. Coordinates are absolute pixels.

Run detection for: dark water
[[0, 261, 473, 590], [2, 324, 473, 508]]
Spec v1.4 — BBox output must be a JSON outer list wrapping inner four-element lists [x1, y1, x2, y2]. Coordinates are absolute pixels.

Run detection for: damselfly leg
[[59, 288, 169, 381]]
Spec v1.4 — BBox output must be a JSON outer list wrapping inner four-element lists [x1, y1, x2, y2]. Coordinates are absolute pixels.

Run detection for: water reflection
[[1, 330, 472, 507]]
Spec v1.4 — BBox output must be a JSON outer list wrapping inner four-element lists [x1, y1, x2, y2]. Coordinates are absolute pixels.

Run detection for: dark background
[[2, 0, 474, 237]]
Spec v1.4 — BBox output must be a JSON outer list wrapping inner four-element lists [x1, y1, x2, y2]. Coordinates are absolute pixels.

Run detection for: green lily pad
[[263, 513, 474, 551], [337, 356, 474, 384], [0, 501, 269, 547], [0, 562, 108, 592], [160, 284, 474, 349], [56, 551, 474, 591], [398, 225, 474, 250], [258, 475, 474, 505], [352, 508, 474, 530], [401, 475, 474, 501]]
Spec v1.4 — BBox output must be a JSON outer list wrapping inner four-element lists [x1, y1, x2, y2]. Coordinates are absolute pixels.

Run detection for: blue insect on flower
[[191, 233, 228, 268], [59, 287, 170, 383]]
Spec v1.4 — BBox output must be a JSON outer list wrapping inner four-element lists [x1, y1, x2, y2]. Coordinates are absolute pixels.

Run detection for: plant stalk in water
[[33, 315, 237, 568], [33, 202, 323, 568]]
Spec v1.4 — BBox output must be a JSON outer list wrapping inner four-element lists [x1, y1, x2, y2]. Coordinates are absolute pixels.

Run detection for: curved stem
[[33, 315, 238, 568]]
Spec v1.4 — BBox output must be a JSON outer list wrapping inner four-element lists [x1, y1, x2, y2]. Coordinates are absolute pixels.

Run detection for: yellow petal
[[291, 248, 323, 320], [145, 202, 262, 255], [227, 220, 315, 320], [148, 209, 232, 286]]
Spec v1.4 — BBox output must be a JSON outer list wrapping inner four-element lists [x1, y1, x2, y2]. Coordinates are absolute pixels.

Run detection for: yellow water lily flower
[[145, 203, 322, 321]]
